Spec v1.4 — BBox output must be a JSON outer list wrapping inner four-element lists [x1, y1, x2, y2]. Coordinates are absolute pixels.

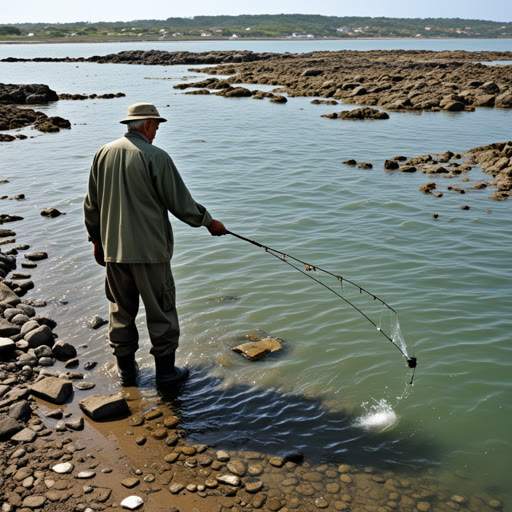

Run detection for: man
[[84, 102, 226, 388]]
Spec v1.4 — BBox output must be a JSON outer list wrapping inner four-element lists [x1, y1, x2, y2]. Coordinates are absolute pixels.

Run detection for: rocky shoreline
[[0, 182, 507, 511], [0, 84, 125, 142]]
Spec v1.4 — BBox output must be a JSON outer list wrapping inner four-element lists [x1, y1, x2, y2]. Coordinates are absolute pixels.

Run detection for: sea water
[[1, 39, 511, 507]]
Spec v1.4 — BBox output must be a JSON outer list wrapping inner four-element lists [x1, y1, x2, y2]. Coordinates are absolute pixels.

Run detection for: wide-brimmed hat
[[120, 102, 167, 124]]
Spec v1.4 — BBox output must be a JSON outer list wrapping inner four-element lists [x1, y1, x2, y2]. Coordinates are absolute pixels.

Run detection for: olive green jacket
[[84, 131, 212, 263]]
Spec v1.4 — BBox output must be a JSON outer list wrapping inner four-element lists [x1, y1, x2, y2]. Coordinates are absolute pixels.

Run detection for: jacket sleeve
[[83, 155, 102, 244], [151, 151, 213, 228]]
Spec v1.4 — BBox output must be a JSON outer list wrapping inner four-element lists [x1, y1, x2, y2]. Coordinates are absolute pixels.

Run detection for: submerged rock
[[232, 337, 283, 360]]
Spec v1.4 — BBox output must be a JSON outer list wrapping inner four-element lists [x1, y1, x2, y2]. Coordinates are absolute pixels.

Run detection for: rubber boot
[[116, 354, 138, 387], [155, 352, 189, 388]]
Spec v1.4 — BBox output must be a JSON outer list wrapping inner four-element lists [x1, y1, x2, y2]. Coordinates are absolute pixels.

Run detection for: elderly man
[[84, 102, 226, 388]]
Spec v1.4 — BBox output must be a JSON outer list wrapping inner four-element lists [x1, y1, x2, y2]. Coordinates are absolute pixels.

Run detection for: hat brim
[[120, 115, 167, 124]]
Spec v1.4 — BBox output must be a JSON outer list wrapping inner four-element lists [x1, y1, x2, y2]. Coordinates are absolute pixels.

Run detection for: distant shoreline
[[2, 36, 512, 45]]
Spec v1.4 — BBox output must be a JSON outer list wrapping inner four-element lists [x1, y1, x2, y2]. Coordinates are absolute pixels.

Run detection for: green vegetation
[[1, 14, 512, 41]]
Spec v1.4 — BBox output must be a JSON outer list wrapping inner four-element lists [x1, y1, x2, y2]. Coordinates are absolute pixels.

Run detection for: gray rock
[[52, 462, 74, 474], [38, 356, 55, 366], [11, 427, 37, 442], [16, 303, 35, 317], [0, 337, 16, 359], [64, 358, 79, 368], [0, 415, 23, 440], [34, 345, 53, 358], [0, 282, 21, 306], [20, 320, 39, 336], [89, 315, 108, 329], [0, 384, 11, 397], [33, 315, 57, 329], [52, 340, 77, 361], [25, 325, 54, 348], [22, 496, 47, 508], [30, 377, 73, 404], [24, 252, 48, 261], [9, 400, 32, 420], [4, 308, 23, 321], [0, 318, 20, 337], [65, 417, 84, 430], [79, 393, 130, 420], [11, 314, 30, 325]]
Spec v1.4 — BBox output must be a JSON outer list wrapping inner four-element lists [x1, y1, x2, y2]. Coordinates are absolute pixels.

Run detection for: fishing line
[[227, 230, 417, 381]]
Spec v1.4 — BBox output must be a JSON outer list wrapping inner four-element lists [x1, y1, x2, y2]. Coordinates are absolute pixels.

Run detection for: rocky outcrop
[[0, 83, 58, 105], [322, 107, 389, 120]]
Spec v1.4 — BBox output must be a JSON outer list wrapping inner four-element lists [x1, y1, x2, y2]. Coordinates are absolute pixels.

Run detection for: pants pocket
[[162, 280, 175, 312], [105, 277, 115, 303]]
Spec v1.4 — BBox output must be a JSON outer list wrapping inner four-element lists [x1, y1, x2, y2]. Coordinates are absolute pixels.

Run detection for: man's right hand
[[93, 241, 106, 267], [207, 219, 227, 236]]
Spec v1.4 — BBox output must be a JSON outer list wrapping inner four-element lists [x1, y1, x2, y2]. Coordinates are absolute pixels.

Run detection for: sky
[[1, 0, 511, 24]]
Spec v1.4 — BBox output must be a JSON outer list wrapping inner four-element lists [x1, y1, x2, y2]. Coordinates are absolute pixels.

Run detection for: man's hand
[[207, 219, 227, 236], [93, 241, 106, 267]]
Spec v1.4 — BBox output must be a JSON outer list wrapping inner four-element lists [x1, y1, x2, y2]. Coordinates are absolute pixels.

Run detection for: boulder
[[384, 160, 399, 170], [339, 107, 389, 120], [30, 377, 73, 404], [0, 282, 21, 306], [419, 183, 437, 194], [0, 415, 23, 440], [52, 341, 77, 361], [79, 393, 130, 420], [0, 337, 15, 359], [24, 325, 54, 348], [495, 92, 512, 108], [40, 208, 64, 218], [0, 318, 20, 337]]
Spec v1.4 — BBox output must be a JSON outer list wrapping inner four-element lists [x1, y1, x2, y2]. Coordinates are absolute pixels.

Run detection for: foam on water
[[353, 399, 398, 432]]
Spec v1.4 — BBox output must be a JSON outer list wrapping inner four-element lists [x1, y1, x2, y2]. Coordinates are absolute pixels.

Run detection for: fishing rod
[[227, 230, 417, 378]]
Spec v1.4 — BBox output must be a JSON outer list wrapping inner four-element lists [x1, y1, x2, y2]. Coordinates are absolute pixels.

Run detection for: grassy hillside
[[1, 14, 511, 41]]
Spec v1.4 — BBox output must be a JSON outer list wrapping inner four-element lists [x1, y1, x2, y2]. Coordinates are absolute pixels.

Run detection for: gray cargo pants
[[105, 262, 179, 358]]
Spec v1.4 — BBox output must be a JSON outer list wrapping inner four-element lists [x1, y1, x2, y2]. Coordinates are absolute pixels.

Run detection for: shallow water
[[1, 39, 511, 508]]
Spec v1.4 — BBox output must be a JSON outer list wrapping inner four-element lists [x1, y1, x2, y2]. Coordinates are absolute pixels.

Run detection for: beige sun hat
[[120, 102, 167, 124]]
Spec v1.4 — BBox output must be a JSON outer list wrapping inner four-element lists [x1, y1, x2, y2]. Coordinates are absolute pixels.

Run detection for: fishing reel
[[407, 357, 417, 369]]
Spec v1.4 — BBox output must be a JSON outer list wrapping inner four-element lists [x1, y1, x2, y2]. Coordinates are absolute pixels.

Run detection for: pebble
[[152, 428, 167, 440], [340, 474, 353, 483], [52, 462, 74, 474], [245, 480, 263, 493], [217, 474, 241, 486], [122, 478, 140, 488], [216, 450, 230, 461], [120, 495, 144, 510], [205, 479, 218, 488], [248, 463, 264, 476], [315, 497, 329, 509], [227, 461, 247, 476], [144, 409, 163, 421], [417, 502, 431, 511], [269, 456, 285, 467], [169, 483, 184, 494], [163, 416, 180, 428], [73, 381, 96, 390], [488, 499, 503, 509], [77, 471, 96, 479]]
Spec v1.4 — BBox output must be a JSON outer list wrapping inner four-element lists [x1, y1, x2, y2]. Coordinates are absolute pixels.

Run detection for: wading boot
[[154, 353, 189, 388], [116, 354, 138, 387]]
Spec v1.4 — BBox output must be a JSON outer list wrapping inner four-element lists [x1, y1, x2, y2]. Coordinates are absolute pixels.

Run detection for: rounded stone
[[326, 482, 340, 493], [245, 480, 263, 493], [182, 446, 197, 456], [152, 428, 168, 440], [338, 464, 352, 473], [205, 479, 218, 489], [269, 456, 284, 467], [163, 416, 180, 428], [315, 497, 329, 509], [77, 471, 96, 479], [451, 496, 466, 504], [248, 464, 263, 476], [417, 502, 431, 512], [216, 450, 230, 461], [340, 474, 352, 483], [52, 462, 74, 474], [169, 483, 184, 494], [120, 495, 144, 510], [227, 461, 247, 476]]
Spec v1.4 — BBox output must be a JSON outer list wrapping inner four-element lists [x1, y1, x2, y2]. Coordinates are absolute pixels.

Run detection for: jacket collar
[[124, 130, 149, 144]]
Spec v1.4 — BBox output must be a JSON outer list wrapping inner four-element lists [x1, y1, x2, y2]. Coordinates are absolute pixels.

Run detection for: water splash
[[353, 399, 398, 432]]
